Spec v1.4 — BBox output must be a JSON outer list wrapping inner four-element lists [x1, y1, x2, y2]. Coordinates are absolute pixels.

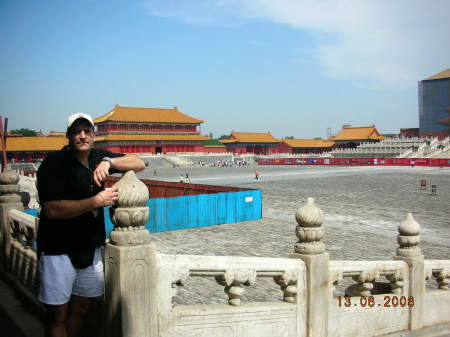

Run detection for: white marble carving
[[294, 197, 325, 255]]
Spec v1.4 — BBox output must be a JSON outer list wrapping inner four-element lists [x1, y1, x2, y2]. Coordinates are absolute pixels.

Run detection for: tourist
[[411, 160, 415, 168], [185, 173, 191, 183], [36, 113, 145, 337], [180, 174, 184, 183], [255, 170, 259, 180]]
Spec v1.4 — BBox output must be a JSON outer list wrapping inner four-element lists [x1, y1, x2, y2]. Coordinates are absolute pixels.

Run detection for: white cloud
[[143, 0, 241, 25], [145, 0, 450, 88]]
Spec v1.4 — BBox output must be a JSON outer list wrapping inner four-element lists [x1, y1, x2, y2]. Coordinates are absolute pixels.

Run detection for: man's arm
[[93, 154, 145, 187], [43, 188, 119, 219], [110, 154, 146, 172]]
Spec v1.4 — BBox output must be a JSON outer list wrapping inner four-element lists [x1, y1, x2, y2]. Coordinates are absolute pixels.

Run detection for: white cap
[[67, 113, 94, 129]]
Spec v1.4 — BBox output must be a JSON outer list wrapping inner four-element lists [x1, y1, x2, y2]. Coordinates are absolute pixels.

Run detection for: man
[[37, 113, 145, 337]]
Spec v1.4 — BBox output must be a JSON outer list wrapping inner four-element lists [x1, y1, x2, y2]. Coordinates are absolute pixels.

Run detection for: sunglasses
[[69, 127, 94, 136]]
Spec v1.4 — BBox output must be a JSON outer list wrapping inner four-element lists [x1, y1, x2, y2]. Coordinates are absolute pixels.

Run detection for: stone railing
[[104, 173, 450, 337], [6, 209, 39, 294], [162, 154, 194, 166], [1, 169, 450, 337], [0, 169, 42, 315]]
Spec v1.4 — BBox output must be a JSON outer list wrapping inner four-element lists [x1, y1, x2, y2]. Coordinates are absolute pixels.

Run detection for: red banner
[[257, 157, 450, 167]]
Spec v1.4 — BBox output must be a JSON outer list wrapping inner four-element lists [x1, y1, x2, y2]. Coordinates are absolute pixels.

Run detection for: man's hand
[[93, 161, 111, 187], [43, 187, 119, 219], [95, 187, 119, 207]]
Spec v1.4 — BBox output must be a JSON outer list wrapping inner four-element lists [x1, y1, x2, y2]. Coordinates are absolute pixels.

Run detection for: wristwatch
[[102, 157, 112, 164]]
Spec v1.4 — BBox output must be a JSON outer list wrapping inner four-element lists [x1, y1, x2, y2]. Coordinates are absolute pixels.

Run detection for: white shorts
[[38, 247, 104, 305]]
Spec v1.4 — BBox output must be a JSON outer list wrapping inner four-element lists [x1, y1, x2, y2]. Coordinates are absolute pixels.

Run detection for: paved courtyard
[[136, 165, 450, 305]]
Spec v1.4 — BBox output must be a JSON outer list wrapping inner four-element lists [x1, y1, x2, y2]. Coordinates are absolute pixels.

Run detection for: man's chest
[[62, 161, 100, 199]]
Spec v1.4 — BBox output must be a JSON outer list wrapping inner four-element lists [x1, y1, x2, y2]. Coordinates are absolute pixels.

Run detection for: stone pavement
[[140, 165, 450, 305], [0, 275, 43, 337]]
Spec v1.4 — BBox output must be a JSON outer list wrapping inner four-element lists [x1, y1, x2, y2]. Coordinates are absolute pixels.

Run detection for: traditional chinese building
[[93, 105, 209, 154], [219, 132, 281, 155], [6, 136, 67, 163], [277, 139, 335, 154], [399, 128, 420, 138], [332, 126, 384, 148]]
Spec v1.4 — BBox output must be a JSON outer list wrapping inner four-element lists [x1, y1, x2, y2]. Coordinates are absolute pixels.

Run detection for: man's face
[[67, 119, 95, 153]]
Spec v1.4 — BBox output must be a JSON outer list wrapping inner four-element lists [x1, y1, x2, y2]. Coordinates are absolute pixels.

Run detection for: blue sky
[[1, 0, 449, 139]]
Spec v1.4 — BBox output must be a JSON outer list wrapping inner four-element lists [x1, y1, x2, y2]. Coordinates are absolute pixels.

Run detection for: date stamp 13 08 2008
[[337, 296, 415, 308]]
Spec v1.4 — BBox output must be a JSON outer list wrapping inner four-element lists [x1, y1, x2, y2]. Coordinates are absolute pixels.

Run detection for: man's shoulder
[[92, 148, 125, 159], [39, 149, 66, 168]]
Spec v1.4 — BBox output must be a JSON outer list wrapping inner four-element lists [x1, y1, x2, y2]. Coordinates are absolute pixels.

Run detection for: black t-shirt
[[36, 146, 125, 255]]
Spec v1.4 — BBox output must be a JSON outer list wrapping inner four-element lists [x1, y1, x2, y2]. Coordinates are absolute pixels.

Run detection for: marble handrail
[[425, 260, 450, 290], [158, 253, 304, 306], [330, 260, 408, 296], [7, 209, 39, 294]]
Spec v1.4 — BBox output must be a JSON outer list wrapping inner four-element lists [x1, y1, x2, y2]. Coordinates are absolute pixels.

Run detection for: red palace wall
[[419, 129, 450, 140], [277, 143, 293, 154], [258, 157, 450, 167], [226, 144, 279, 155], [203, 147, 228, 153], [276, 143, 332, 154], [96, 123, 198, 134], [99, 144, 205, 154], [400, 129, 420, 138]]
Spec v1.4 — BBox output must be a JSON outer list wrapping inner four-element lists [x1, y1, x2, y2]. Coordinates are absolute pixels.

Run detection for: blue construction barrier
[[23, 189, 262, 237], [104, 189, 262, 236]]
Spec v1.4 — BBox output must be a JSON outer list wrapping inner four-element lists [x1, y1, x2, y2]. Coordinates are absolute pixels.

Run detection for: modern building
[[332, 126, 384, 147], [419, 69, 450, 139], [219, 132, 281, 155], [277, 139, 335, 154], [438, 107, 450, 130], [93, 105, 210, 154]]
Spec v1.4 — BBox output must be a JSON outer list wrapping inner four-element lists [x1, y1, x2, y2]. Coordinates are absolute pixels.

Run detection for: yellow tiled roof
[[7, 134, 210, 152], [282, 139, 335, 148], [94, 105, 203, 124], [219, 132, 280, 144], [333, 126, 384, 141], [95, 135, 210, 141], [6, 137, 67, 152], [424, 69, 450, 81]]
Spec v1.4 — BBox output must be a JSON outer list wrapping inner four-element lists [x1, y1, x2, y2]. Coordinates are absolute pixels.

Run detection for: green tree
[[204, 134, 230, 145], [313, 137, 322, 140], [10, 128, 38, 136]]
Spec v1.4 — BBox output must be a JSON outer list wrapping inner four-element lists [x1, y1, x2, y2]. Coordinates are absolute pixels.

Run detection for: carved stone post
[[394, 213, 424, 330], [105, 171, 158, 337], [0, 170, 23, 269], [291, 197, 330, 337]]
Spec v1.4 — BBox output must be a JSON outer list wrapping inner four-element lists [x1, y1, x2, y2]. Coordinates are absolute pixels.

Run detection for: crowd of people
[[197, 159, 251, 167]]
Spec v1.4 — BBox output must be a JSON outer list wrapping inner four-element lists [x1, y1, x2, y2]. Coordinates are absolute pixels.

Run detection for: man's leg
[[67, 295, 92, 337], [70, 248, 105, 337], [44, 303, 69, 337], [39, 254, 77, 337]]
